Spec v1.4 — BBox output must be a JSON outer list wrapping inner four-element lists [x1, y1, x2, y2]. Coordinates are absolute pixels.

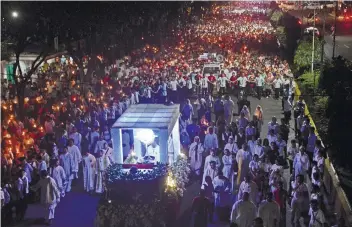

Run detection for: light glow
[[135, 129, 155, 145]]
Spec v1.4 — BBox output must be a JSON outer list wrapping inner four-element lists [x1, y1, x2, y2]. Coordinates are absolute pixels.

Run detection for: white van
[[201, 63, 224, 78]]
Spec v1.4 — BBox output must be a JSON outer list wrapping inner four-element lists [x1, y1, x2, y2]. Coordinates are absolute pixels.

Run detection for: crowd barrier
[[295, 83, 352, 226]]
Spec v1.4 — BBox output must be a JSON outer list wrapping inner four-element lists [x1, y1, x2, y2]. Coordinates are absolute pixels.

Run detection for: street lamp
[[12, 11, 19, 18]]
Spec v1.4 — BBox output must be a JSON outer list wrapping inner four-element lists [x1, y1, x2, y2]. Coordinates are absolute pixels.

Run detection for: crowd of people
[[1, 2, 328, 227]]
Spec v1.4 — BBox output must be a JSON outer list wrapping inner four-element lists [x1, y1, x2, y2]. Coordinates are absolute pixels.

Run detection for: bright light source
[[12, 11, 18, 18], [135, 129, 155, 145]]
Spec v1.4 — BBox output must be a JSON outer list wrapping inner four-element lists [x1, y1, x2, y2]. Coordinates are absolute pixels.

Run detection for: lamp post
[[332, 1, 338, 58], [311, 8, 316, 74]]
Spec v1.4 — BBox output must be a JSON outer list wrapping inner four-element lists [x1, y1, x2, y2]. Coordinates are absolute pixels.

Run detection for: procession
[[1, 2, 328, 227]]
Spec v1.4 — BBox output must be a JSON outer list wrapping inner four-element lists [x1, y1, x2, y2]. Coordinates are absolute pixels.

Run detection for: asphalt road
[[324, 35, 352, 60], [14, 94, 299, 227]]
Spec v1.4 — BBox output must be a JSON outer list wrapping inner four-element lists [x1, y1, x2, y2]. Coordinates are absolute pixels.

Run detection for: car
[[304, 27, 320, 36]]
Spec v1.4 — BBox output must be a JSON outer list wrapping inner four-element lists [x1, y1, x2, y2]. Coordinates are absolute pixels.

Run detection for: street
[[324, 35, 352, 60]]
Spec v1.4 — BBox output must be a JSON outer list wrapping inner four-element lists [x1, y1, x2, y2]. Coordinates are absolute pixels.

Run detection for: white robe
[[202, 167, 218, 185], [236, 149, 252, 183], [204, 155, 221, 172], [222, 155, 233, 184], [293, 153, 310, 179], [69, 132, 82, 150], [67, 145, 82, 173], [50, 166, 66, 192], [258, 200, 280, 227], [238, 181, 259, 204], [189, 142, 204, 175], [94, 140, 107, 154], [224, 99, 235, 123], [83, 153, 96, 192], [212, 176, 231, 207], [231, 200, 257, 227], [95, 156, 110, 193], [224, 142, 238, 154], [59, 153, 73, 180]]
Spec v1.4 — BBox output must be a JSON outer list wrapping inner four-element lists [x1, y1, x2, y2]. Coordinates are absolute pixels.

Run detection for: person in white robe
[[67, 139, 82, 179], [94, 135, 108, 155], [202, 161, 219, 184], [82, 151, 96, 193], [122, 131, 131, 159], [291, 174, 309, 225], [203, 127, 218, 154], [224, 136, 238, 154], [204, 149, 221, 172], [293, 146, 310, 180], [59, 148, 74, 193], [253, 139, 264, 160], [69, 127, 82, 150], [31, 170, 61, 225], [224, 95, 235, 124], [258, 192, 280, 227], [95, 151, 111, 194], [222, 149, 233, 187], [236, 143, 252, 185], [102, 143, 115, 164], [213, 171, 232, 222], [145, 140, 160, 163], [50, 159, 66, 197], [231, 192, 256, 227], [238, 175, 259, 205], [189, 136, 204, 176]]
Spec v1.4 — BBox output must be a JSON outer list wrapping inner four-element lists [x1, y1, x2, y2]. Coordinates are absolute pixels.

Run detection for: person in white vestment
[[102, 143, 115, 163], [231, 192, 256, 227], [31, 170, 61, 226], [95, 150, 111, 194], [204, 149, 221, 172], [224, 136, 238, 154], [59, 147, 74, 193], [213, 171, 232, 222], [222, 149, 233, 187], [189, 136, 204, 176], [308, 199, 327, 227], [203, 127, 219, 154], [224, 95, 235, 124], [145, 140, 160, 163], [69, 127, 82, 150], [50, 159, 66, 197], [291, 174, 309, 225], [203, 161, 219, 184], [258, 192, 280, 227], [82, 151, 96, 193], [293, 146, 310, 180], [67, 139, 82, 179], [236, 144, 252, 185], [238, 175, 259, 205], [122, 131, 131, 159], [94, 135, 108, 156]]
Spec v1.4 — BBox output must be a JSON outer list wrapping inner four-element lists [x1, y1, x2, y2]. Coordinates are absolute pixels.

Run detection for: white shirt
[[309, 208, 326, 227], [256, 76, 265, 86], [218, 77, 227, 87], [145, 145, 160, 163], [200, 78, 208, 88], [237, 77, 248, 88], [273, 79, 282, 88], [169, 80, 178, 91]]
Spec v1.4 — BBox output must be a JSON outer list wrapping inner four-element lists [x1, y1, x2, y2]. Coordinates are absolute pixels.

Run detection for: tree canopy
[[319, 57, 352, 167], [294, 38, 322, 73]]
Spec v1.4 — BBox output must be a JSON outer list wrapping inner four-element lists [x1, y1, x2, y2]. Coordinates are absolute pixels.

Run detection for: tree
[[319, 57, 352, 167], [1, 2, 56, 120], [294, 38, 322, 73]]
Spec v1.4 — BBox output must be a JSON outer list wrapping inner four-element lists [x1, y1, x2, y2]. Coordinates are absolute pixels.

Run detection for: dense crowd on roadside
[[1, 2, 328, 227]]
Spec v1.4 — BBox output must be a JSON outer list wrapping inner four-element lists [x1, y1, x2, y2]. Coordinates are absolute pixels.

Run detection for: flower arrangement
[[95, 195, 166, 227], [166, 154, 191, 198], [106, 163, 168, 183]]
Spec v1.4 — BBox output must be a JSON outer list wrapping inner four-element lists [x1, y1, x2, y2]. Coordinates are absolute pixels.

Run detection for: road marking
[[344, 45, 350, 49]]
